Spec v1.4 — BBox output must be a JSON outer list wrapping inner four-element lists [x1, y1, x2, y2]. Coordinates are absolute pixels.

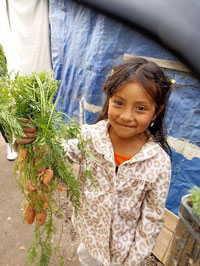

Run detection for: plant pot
[[178, 194, 200, 241], [177, 194, 200, 265], [166, 194, 200, 266]]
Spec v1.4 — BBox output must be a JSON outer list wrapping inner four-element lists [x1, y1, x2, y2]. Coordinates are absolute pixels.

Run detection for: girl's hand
[[15, 119, 37, 148], [17, 126, 37, 145]]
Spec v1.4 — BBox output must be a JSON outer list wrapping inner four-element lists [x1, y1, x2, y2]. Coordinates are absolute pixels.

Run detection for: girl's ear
[[153, 105, 165, 120]]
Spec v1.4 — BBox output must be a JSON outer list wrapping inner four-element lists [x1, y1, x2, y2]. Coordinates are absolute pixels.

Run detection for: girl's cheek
[[108, 111, 113, 122], [108, 105, 113, 117], [143, 119, 152, 129], [108, 106, 117, 120]]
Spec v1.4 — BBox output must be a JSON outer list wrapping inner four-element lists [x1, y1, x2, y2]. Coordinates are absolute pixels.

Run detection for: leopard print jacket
[[63, 120, 171, 266]]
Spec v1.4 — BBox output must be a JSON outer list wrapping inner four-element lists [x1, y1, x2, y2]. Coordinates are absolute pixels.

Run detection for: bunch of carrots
[[1, 72, 92, 265], [19, 143, 52, 226], [17, 118, 52, 227]]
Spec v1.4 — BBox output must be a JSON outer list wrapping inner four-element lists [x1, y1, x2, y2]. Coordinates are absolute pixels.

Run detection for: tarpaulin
[[49, 0, 200, 214]]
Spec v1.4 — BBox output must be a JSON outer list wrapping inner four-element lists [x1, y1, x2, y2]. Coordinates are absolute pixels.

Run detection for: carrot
[[18, 161, 24, 172], [34, 156, 45, 173], [36, 210, 47, 226], [33, 146, 50, 173], [39, 193, 49, 209], [18, 148, 28, 161], [33, 145, 49, 155], [40, 145, 49, 153], [43, 202, 48, 210], [18, 148, 28, 171], [58, 186, 66, 191], [26, 180, 37, 191], [39, 193, 49, 203], [25, 204, 35, 225], [42, 169, 54, 185]]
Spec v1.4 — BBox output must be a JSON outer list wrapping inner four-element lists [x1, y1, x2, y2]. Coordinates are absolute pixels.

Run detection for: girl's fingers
[[25, 132, 36, 138], [23, 127, 38, 133], [15, 123, 37, 147], [22, 118, 31, 124], [17, 138, 35, 145]]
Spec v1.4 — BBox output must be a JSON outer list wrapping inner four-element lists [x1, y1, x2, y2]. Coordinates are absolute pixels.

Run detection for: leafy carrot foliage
[[1, 71, 92, 265]]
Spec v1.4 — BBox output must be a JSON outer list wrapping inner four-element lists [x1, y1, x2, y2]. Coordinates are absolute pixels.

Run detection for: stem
[[47, 97, 59, 128], [35, 74, 46, 119], [58, 111, 74, 123]]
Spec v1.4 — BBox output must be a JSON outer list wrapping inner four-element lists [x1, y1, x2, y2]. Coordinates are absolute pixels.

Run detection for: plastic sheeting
[[49, 0, 200, 214]]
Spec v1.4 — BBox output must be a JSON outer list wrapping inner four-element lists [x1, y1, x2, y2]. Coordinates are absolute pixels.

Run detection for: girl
[[18, 57, 172, 266]]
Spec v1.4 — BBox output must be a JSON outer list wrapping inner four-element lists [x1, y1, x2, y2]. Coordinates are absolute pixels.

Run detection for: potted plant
[[174, 187, 200, 266], [189, 186, 200, 220], [179, 186, 200, 225]]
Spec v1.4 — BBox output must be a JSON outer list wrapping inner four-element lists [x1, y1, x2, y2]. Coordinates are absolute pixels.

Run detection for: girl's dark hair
[[97, 57, 172, 155]]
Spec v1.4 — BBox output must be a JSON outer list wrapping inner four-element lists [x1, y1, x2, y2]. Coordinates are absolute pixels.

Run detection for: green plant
[[0, 71, 92, 265], [0, 43, 7, 77], [189, 185, 200, 218], [0, 44, 23, 144]]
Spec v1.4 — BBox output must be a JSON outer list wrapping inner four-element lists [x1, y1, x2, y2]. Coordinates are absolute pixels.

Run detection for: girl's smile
[[115, 122, 136, 128], [108, 82, 157, 144]]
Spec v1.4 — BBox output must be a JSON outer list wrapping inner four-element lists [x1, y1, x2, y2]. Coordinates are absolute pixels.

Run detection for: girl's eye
[[114, 100, 123, 106], [137, 106, 146, 111]]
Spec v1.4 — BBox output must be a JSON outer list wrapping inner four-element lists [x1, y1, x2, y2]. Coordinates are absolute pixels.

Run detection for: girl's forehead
[[114, 82, 155, 103]]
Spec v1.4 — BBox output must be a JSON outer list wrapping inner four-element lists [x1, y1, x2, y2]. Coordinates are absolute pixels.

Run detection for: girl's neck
[[108, 126, 148, 156]]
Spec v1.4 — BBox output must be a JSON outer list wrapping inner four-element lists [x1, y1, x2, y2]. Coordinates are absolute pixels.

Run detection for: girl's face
[[108, 82, 157, 141]]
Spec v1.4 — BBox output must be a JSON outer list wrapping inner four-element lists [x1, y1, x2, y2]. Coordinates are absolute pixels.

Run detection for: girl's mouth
[[117, 123, 135, 128]]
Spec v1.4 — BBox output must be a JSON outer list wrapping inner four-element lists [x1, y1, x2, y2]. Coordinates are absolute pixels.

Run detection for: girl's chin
[[111, 128, 138, 139]]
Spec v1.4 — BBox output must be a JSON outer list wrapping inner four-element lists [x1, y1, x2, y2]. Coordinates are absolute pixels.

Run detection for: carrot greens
[[0, 71, 92, 266]]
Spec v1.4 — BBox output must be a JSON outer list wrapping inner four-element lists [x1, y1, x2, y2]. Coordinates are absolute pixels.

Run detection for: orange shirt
[[114, 150, 132, 166]]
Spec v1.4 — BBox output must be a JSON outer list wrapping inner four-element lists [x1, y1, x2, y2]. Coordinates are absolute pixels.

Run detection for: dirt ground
[[0, 133, 163, 266]]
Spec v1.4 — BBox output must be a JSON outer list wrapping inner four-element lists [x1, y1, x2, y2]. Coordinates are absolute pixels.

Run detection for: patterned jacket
[[63, 119, 171, 266]]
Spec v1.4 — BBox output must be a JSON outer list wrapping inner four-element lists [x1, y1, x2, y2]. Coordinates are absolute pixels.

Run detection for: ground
[[0, 134, 163, 266]]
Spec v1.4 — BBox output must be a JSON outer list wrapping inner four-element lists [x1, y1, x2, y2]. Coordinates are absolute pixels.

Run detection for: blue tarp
[[49, 0, 200, 215]]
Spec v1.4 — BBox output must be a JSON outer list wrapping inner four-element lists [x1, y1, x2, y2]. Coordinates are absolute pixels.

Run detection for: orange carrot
[[42, 169, 54, 185], [39, 193, 49, 203], [58, 186, 66, 191], [38, 193, 49, 210], [26, 180, 37, 191], [18, 161, 24, 172], [34, 156, 45, 173], [43, 202, 48, 210], [18, 148, 28, 161], [33, 145, 49, 155], [25, 204, 35, 225], [18, 148, 28, 171], [36, 210, 47, 226]]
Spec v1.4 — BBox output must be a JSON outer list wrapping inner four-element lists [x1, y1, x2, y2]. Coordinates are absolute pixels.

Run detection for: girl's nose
[[120, 109, 134, 121]]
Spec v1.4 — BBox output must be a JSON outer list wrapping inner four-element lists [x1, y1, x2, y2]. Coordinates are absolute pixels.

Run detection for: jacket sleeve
[[124, 158, 171, 266], [62, 138, 83, 163]]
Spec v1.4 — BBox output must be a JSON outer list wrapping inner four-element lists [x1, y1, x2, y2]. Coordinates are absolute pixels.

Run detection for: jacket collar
[[89, 120, 161, 164]]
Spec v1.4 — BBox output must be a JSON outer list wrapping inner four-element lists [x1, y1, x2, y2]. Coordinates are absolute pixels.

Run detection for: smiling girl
[[18, 57, 172, 266], [65, 57, 172, 266]]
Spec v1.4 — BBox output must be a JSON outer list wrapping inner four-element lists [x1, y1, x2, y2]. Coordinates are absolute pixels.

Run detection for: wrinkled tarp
[[49, 0, 200, 215]]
